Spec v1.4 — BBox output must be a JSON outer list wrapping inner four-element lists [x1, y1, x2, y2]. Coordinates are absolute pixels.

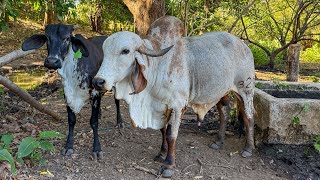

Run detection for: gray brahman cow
[[93, 17, 255, 177]]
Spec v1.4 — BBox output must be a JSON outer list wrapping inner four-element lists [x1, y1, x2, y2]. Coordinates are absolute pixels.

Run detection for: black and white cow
[[21, 24, 123, 160]]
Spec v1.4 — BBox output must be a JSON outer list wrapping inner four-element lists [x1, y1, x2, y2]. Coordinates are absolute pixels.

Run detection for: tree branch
[[240, 16, 271, 56], [0, 75, 62, 121], [228, 0, 256, 33], [0, 49, 37, 67], [298, 38, 320, 43]]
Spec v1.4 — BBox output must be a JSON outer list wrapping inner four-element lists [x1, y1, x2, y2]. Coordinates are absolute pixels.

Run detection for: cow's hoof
[[154, 154, 166, 163], [117, 122, 124, 129], [159, 166, 175, 178], [241, 149, 252, 158], [210, 142, 222, 150], [92, 151, 103, 161], [61, 148, 74, 156]]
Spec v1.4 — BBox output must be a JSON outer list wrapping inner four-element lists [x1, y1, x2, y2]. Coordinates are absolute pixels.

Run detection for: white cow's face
[[93, 31, 173, 94], [94, 31, 144, 91]]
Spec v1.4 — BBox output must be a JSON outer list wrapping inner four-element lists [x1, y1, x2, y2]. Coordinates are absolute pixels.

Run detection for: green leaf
[[0, 149, 16, 175], [30, 152, 43, 161], [292, 116, 300, 126], [0, 87, 4, 94], [314, 143, 320, 153], [39, 141, 55, 152], [39, 131, 64, 140], [17, 137, 40, 158], [74, 49, 82, 59], [33, 2, 40, 10], [303, 103, 310, 112], [1, 134, 13, 146]]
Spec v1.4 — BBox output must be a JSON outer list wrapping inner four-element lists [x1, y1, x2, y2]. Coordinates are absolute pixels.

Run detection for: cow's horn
[[138, 44, 173, 57]]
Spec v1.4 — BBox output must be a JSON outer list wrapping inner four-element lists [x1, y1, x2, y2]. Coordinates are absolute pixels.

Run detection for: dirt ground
[[0, 84, 285, 180], [1, 21, 320, 180], [1, 71, 319, 180]]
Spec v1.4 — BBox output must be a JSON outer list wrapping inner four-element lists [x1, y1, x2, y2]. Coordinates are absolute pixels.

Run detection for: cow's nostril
[[93, 78, 105, 90], [45, 57, 61, 69]]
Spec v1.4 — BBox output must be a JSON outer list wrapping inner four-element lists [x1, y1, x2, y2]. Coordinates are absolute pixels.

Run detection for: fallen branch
[[206, 163, 234, 169], [182, 163, 196, 173], [133, 165, 158, 177], [197, 159, 204, 175], [0, 75, 62, 121], [0, 49, 36, 67]]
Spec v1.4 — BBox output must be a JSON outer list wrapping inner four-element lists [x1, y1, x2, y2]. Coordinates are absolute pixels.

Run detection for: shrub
[[300, 44, 320, 64]]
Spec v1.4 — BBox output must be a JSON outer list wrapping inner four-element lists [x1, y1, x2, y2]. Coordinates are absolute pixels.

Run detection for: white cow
[[93, 18, 255, 177]]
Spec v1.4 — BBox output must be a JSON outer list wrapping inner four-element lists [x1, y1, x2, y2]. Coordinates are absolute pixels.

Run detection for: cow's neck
[[114, 55, 168, 130], [57, 46, 90, 113]]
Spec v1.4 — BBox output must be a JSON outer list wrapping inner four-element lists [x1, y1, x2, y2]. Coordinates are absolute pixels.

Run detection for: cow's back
[[184, 32, 254, 104]]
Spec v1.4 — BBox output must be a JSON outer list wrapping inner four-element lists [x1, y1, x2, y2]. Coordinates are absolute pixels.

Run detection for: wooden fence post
[[286, 44, 300, 82]]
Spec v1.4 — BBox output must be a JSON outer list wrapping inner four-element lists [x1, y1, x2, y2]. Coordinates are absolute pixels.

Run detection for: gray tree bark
[[0, 49, 36, 67], [286, 44, 300, 82]]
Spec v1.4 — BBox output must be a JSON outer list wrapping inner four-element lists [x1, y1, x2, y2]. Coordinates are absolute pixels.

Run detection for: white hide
[[58, 46, 90, 113], [96, 31, 255, 131]]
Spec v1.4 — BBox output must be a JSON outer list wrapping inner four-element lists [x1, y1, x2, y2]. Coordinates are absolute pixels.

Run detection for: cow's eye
[[121, 49, 130, 55]]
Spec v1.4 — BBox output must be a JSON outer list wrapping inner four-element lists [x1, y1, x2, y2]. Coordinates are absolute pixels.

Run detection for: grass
[[255, 70, 319, 82]]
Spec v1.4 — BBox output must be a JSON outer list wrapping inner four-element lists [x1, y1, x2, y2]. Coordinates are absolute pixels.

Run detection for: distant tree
[[0, 0, 5, 17], [241, 0, 320, 69], [90, 1, 103, 32], [0, 0, 21, 30], [123, 0, 165, 36], [42, 0, 75, 25]]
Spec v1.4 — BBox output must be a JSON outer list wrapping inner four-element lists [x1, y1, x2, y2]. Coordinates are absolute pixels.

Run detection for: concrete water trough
[[253, 81, 320, 145]]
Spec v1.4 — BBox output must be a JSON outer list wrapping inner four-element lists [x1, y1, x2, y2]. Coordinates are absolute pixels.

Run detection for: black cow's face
[[43, 24, 74, 69], [22, 24, 88, 70]]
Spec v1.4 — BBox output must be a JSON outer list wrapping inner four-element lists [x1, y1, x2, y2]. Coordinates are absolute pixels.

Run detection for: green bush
[[300, 44, 320, 63], [249, 44, 269, 66], [0, 131, 64, 176], [249, 40, 284, 67]]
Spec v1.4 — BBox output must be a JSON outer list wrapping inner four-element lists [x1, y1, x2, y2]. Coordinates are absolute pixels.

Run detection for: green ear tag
[[74, 49, 82, 59]]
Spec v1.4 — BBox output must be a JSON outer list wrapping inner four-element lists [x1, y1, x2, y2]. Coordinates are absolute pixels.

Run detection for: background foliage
[[0, 0, 319, 69]]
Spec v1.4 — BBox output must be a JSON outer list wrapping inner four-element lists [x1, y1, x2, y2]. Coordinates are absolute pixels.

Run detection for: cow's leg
[[210, 95, 230, 149], [237, 94, 254, 158], [91, 94, 103, 160], [154, 126, 168, 162], [62, 105, 76, 156], [114, 97, 124, 128], [160, 110, 182, 178]]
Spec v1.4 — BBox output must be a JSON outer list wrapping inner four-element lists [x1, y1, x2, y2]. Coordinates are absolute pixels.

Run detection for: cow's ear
[[21, 34, 47, 51], [130, 54, 147, 94], [71, 34, 89, 57]]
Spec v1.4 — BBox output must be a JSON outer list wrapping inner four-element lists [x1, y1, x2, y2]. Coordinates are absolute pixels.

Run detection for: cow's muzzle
[[93, 78, 106, 91], [44, 57, 62, 69]]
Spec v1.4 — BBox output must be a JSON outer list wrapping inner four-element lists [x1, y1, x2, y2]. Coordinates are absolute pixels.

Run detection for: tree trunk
[[269, 53, 276, 69], [123, 0, 165, 36], [90, 15, 96, 31], [286, 44, 300, 82], [90, 2, 103, 33], [0, 0, 6, 17], [44, 1, 55, 26]]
